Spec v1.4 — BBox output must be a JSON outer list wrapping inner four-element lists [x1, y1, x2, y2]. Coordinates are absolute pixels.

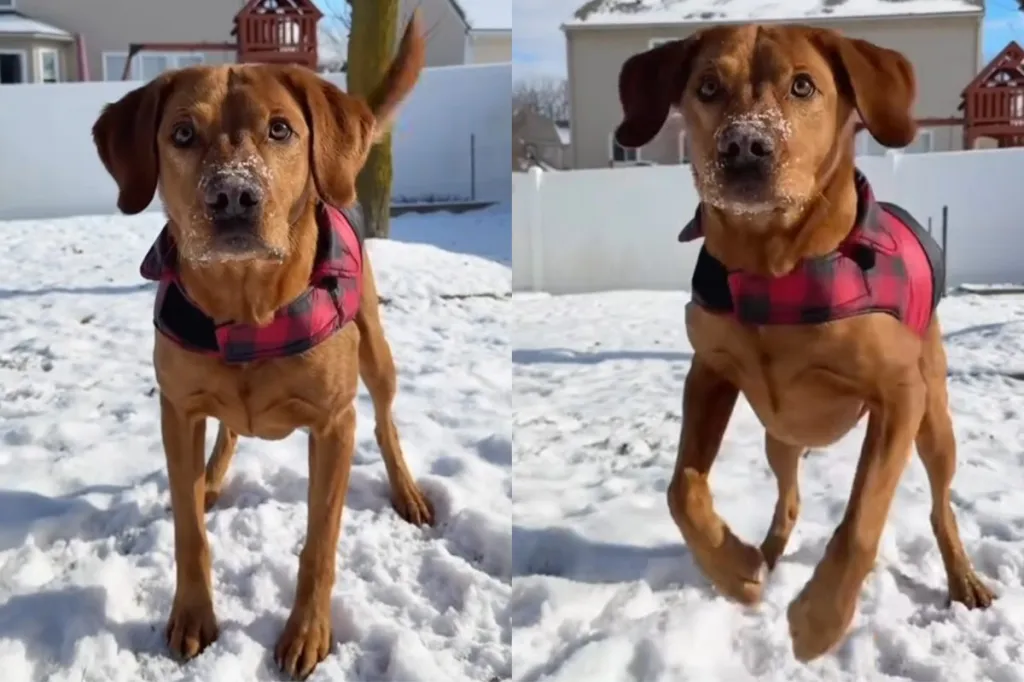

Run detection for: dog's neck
[[177, 201, 320, 327], [702, 155, 859, 277]]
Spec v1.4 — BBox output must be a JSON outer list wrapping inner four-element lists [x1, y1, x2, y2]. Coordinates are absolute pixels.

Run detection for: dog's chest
[[155, 331, 359, 439], [686, 304, 868, 446]]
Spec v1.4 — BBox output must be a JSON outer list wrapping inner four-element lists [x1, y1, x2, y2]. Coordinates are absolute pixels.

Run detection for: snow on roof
[[568, 0, 982, 26], [458, 0, 511, 30], [0, 11, 71, 37]]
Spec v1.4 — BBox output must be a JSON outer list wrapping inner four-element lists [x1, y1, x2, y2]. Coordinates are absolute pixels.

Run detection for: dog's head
[[615, 24, 916, 220], [92, 14, 424, 264]]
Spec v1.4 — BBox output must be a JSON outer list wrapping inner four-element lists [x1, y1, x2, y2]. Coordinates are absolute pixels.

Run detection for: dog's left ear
[[279, 67, 376, 208], [92, 73, 173, 214], [816, 32, 917, 148], [614, 35, 703, 149]]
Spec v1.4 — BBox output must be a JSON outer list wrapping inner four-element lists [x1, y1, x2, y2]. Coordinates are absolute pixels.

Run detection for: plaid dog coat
[[140, 203, 364, 363], [680, 170, 944, 336]]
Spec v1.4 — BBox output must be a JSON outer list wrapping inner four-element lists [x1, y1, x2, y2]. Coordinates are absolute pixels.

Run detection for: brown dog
[[90, 15, 434, 679], [615, 25, 994, 661]]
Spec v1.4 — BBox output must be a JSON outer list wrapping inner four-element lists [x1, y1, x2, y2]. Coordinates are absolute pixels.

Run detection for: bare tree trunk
[[347, 0, 398, 238]]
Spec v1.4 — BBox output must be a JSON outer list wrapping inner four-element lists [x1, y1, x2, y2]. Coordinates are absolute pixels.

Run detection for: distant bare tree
[[513, 77, 570, 121]]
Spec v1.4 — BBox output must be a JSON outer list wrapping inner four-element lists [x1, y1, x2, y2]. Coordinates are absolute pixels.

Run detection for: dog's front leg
[[787, 377, 925, 661], [161, 393, 219, 659], [275, 404, 356, 679], [670, 357, 766, 604]]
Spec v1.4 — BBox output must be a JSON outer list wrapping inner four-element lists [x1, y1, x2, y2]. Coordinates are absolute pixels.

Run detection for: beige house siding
[[467, 30, 511, 64], [398, 0, 468, 67], [17, 0, 245, 81], [566, 14, 982, 169], [0, 35, 73, 83]]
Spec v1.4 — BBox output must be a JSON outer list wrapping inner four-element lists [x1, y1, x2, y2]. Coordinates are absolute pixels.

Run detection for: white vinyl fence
[[513, 148, 1024, 294]]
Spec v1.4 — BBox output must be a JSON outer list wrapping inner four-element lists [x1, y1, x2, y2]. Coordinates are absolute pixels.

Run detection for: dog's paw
[[786, 584, 854, 662], [948, 569, 996, 609], [275, 607, 333, 679], [392, 480, 435, 527], [166, 595, 219, 660]]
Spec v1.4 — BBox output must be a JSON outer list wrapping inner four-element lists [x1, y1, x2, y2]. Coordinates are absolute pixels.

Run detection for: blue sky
[[513, 0, 1024, 81], [985, 0, 1024, 58]]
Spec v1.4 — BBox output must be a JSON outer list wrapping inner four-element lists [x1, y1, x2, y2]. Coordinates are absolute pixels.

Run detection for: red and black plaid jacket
[[681, 171, 944, 337], [140, 203, 364, 364]]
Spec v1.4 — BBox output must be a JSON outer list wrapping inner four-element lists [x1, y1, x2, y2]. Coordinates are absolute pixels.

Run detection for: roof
[[567, 0, 982, 27], [458, 0, 511, 30], [0, 10, 71, 38]]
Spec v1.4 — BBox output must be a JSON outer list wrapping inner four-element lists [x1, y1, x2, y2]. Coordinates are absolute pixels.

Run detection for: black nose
[[717, 123, 774, 169], [204, 175, 262, 222]]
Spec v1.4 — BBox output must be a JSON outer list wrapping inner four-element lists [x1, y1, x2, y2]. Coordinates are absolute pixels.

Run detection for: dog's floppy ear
[[91, 74, 172, 214], [277, 12, 424, 208], [614, 35, 703, 149], [279, 67, 376, 208], [816, 32, 917, 148]]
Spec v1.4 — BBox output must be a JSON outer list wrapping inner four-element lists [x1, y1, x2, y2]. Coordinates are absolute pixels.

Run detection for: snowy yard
[[513, 290, 1024, 682], [0, 205, 511, 682]]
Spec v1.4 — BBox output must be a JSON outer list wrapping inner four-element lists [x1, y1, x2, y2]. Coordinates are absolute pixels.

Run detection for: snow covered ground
[[513, 290, 1024, 682], [0, 204, 511, 682]]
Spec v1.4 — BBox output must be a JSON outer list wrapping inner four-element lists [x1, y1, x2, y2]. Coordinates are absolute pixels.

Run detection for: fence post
[[470, 134, 476, 201], [941, 205, 948, 291], [528, 166, 545, 292]]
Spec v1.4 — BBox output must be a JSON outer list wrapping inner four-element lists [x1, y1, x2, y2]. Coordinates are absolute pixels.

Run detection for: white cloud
[[513, 0, 582, 80]]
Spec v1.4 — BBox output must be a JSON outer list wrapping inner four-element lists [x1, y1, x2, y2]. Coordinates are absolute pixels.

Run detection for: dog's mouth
[[704, 164, 782, 214], [194, 219, 286, 263]]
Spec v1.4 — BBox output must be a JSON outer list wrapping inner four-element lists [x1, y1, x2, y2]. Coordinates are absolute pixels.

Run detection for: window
[[0, 0, 15, 8], [856, 128, 934, 156], [102, 52, 128, 81], [0, 51, 25, 84], [139, 54, 171, 81], [610, 134, 639, 164], [103, 51, 205, 81], [37, 48, 59, 83]]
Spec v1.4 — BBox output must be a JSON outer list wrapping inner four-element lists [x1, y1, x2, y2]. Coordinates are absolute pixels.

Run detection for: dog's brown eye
[[170, 123, 195, 148], [696, 77, 720, 102], [791, 74, 816, 98], [269, 119, 293, 141]]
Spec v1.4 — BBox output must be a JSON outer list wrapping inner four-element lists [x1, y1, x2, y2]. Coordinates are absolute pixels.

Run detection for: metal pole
[[470, 134, 477, 201], [941, 205, 948, 292]]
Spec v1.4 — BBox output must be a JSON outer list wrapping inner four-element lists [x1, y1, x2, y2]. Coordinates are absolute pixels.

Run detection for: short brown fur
[[91, 14, 432, 680], [615, 24, 994, 661]]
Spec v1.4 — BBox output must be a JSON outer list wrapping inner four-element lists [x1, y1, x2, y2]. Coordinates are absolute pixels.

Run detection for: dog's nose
[[204, 175, 262, 222], [717, 123, 775, 168]]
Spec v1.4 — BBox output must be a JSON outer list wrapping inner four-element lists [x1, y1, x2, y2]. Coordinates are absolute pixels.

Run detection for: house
[[1, 0, 245, 83], [562, 0, 985, 169], [513, 108, 571, 170], [397, 0, 510, 66]]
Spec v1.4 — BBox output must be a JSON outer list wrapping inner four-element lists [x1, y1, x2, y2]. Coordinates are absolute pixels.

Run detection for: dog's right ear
[[614, 35, 703, 149], [92, 74, 172, 215]]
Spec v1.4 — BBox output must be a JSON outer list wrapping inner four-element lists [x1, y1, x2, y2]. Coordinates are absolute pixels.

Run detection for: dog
[[614, 25, 995, 661], [91, 14, 433, 679]]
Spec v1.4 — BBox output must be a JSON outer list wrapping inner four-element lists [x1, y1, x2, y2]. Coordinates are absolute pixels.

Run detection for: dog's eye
[[790, 74, 816, 99], [268, 119, 293, 141], [695, 77, 720, 102], [170, 123, 196, 148]]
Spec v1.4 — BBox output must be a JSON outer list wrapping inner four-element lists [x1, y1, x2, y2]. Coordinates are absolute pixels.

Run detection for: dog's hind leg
[[355, 252, 434, 526], [203, 423, 238, 511], [915, 321, 995, 608], [760, 433, 804, 570]]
